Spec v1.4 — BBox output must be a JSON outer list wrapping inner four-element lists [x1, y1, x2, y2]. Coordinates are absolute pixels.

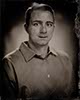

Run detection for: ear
[[24, 23, 29, 33]]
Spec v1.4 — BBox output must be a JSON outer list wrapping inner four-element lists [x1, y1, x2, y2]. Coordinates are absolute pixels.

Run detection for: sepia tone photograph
[[1, 0, 80, 100]]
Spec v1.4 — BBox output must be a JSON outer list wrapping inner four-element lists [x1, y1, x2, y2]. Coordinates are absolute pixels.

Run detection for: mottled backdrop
[[1, 0, 80, 95]]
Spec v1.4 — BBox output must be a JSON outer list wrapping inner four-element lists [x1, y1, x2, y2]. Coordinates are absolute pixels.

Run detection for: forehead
[[30, 10, 53, 21]]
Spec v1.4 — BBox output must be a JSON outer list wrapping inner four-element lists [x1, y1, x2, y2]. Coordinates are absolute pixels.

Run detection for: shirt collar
[[49, 46, 58, 56], [19, 42, 58, 62]]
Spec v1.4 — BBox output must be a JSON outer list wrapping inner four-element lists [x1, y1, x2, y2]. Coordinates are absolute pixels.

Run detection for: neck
[[28, 41, 48, 58]]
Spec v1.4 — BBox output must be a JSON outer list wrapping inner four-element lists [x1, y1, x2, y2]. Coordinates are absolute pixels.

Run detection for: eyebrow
[[46, 21, 54, 24]]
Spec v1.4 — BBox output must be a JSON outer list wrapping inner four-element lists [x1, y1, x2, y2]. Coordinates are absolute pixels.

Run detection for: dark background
[[1, 0, 80, 96]]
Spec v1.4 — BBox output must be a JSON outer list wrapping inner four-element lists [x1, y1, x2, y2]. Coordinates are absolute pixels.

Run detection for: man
[[2, 3, 78, 100]]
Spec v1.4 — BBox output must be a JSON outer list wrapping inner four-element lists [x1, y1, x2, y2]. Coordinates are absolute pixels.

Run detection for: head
[[24, 3, 55, 47]]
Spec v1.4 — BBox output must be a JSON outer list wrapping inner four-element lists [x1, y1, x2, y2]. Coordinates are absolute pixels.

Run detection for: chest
[[15, 55, 72, 96]]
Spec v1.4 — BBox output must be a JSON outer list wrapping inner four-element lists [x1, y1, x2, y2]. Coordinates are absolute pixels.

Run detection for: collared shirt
[[3, 42, 77, 99]]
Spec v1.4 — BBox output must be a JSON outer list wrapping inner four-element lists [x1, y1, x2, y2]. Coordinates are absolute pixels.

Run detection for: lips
[[39, 35, 48, 38]]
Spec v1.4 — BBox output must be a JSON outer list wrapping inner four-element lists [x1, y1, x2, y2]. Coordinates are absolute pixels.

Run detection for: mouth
[[39, 36, 48, 38]]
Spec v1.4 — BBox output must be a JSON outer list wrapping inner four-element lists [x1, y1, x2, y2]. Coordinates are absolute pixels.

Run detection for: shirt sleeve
[[2, 57, 19, 99], [58, 52, 78, 98]]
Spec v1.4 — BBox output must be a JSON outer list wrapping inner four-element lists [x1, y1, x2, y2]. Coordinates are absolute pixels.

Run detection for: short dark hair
[[25, 2, 55, 26]]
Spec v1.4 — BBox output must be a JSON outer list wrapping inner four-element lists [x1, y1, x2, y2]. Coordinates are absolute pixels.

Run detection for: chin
[[37, 42, 49, 46]]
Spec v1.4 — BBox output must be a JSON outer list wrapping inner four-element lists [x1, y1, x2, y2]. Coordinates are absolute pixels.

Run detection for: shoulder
[[2, 48, 24, 77], [50, 46, 69, 59], [3, 48, 19, 59], [57, 50, 71, 62], [50, 47, 70, 60], [51, 48, 72, 67], [3, 48, 22, 65], [56, 50, 73, 71]]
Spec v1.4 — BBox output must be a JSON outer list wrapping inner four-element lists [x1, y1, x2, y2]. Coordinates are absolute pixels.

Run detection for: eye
[[33, 23, 39, 26], [46, 23, 53, 27]]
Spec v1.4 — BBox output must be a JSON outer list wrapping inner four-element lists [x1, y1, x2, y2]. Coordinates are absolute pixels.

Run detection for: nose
[[40, 25, 47, 34]]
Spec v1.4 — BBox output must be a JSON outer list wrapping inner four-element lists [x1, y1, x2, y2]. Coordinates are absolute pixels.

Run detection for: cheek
[[29, 29, 39, 40], [28, 27, 35, 36], [29, 27, 40, 35], [48, 28, 54, 35]]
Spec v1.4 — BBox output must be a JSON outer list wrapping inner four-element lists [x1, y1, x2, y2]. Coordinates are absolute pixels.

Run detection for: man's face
[[27, 10, 55, 47]]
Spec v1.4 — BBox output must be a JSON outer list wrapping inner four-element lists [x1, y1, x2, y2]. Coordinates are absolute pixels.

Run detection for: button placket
[[43, 58, 51, 79]]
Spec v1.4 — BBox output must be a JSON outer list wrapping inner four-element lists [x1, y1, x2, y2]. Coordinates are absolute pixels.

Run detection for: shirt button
[[48, 74, 50, 78]]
